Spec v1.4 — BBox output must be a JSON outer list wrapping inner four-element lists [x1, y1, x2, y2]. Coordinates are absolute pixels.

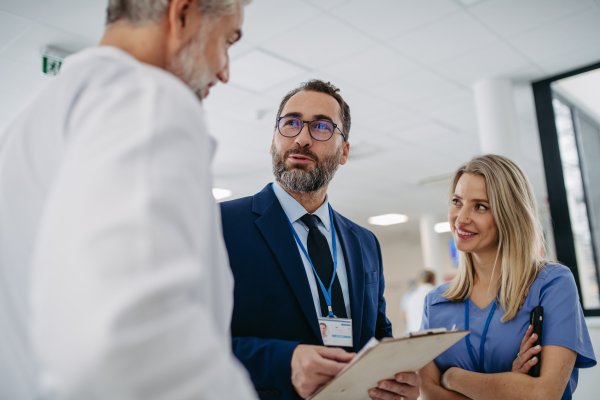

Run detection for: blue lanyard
[[285, 204, 338, 318], [464, 299, 496, 373]]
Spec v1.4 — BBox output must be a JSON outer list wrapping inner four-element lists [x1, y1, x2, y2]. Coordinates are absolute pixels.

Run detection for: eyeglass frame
[[276, 116, 348, 142]]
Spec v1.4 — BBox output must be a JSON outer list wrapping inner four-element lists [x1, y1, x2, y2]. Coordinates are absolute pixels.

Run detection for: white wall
[[378, 231, 456, 337]]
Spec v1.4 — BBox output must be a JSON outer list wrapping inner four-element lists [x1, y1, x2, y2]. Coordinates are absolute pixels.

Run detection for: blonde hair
[[443, 154, 547, 322]]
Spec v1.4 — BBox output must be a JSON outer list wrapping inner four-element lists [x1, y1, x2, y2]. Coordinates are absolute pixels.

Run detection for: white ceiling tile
[[389, 12, 498, 66], [0, 57, 51, 99], [0, 12, 33, 52], [206, 108, 276, 151], [419, 132, 481, 165], [0, 0, 61, 21], [39, 0, 105, 42], [318, 46, 420, 89], [1, 23, 94, 68], [261, 71, 358, 101], [242, 0, 320, 44], [537, 41, 600, 76], [261, 15, 377, 70], [427, 100, 479, 134], [389, 121, 459, 145], [508, 8, 600, 64], [302, 0, 351, 10], [469, 0, 596, 37], [229, 49, 309, 93], [333, 0, 461, 41], [374, 70, 463, 105], [203, 83, 256, 113], [432, 41, 530, 85], [342, 90, 428, 134], [409, 89, 473, 114], [229, 40, 254, 61]]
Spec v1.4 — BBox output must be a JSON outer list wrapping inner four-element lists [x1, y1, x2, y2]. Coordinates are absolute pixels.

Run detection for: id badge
[[318, 317, 353, 347]]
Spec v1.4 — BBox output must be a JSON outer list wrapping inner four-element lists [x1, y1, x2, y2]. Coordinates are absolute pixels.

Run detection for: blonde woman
[[419, 155, 596, 400]]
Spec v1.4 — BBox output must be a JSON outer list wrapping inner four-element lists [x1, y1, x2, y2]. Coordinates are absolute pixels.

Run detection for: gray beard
[[271, 142, 343, 193], [167, 22, 213, 101]]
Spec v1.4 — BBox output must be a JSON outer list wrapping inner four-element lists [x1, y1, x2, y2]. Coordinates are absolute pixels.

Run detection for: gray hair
[[106, 0, 250, 26]]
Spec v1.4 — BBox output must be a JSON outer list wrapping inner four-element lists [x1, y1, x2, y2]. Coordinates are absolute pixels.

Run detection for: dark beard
[[271, 143, 343, 193]]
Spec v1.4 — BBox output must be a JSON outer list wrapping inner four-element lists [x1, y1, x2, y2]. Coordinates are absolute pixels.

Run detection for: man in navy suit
[[220, 80, 421, 400]]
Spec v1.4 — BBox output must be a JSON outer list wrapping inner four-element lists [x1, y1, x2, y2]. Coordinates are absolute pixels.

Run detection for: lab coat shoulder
[[60, 48, 209, 149], [29, 48, 256, 400]]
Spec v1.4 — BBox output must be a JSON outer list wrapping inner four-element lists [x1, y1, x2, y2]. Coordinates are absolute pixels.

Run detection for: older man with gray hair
[[0, 1, 256, 399]]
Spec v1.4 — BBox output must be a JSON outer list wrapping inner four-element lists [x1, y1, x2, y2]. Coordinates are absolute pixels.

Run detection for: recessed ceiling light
[[212, 188, 232, 200], [434, 222, 451, 233], [368, 214, 408, 226]]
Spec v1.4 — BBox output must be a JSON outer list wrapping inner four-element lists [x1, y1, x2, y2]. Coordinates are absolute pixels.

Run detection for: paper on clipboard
[[308, 329, 469, 400]]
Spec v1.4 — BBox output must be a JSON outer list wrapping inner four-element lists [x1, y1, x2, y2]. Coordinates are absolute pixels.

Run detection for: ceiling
[[1, 0, 600, 239]]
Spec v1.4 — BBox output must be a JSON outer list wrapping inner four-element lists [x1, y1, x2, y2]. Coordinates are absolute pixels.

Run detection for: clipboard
[[308, 329, 469, 400]]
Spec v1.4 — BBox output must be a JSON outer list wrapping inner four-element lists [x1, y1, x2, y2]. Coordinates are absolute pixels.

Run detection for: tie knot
[[300, 213, 320, 229]]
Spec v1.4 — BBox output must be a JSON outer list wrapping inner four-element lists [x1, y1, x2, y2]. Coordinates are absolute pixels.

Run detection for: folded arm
[[442, 345, 576, 400], [418, 361, 471, 400]]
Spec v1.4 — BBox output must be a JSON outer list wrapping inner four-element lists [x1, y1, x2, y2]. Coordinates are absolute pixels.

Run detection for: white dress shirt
[[0, 46, 256, 400], [272, 181, 351, 319]]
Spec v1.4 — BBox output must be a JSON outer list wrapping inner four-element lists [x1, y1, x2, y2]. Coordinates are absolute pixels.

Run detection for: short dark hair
[[275, 79, 351, 141], [419, 270, 436, 285]]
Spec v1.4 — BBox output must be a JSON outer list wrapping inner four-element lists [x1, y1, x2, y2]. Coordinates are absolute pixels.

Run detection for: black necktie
[[299, 213, 347, 319]]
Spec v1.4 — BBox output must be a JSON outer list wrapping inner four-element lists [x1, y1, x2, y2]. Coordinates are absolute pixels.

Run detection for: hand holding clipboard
[[308, 329, 469, 400]]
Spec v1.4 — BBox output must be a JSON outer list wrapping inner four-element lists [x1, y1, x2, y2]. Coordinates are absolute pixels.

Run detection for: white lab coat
[[0, 46, 256, 400]]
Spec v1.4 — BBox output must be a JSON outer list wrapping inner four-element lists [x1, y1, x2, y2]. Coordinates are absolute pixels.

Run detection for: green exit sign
[[41, 46, 69, 76]]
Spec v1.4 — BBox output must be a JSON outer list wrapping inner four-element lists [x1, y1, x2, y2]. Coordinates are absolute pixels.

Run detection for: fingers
[[520, 325, 534, 348], [316, 346, 356, 362], [292, 345, 353, 398], [520, 355, 539, 374], [522, 345, 542, 362], [311, 356, 350, 376], [368, 379, 420, 400], [513, 344, 542, 373], [518, 332, 538, 361], [394, 372, 421, 388]]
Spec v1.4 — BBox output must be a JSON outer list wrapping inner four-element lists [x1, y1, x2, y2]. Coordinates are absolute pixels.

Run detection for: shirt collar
[[272, 181, 331, 232]]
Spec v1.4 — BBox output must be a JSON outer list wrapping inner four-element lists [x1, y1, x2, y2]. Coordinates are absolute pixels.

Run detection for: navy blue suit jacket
[[220, 184, 393, 400]]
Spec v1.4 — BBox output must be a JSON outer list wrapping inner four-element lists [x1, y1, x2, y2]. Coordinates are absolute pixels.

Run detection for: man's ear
[[339, 141, 350, 165], [269, 135, 275, 155], [166, 0, 199, 47]]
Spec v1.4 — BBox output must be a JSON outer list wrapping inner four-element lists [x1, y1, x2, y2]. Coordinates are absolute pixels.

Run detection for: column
[[419, 214, 443, 285], [473, 77, 522, 165]]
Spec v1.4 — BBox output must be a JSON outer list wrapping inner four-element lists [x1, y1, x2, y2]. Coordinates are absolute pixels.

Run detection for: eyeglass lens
[[278, 117, 334, 141]]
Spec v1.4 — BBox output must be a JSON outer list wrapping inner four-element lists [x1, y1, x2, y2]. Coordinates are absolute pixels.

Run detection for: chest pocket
[[365, 271, 378, 284]]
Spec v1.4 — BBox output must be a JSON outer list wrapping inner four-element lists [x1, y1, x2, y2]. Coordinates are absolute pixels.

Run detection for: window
[[533, 62, 600, 316]]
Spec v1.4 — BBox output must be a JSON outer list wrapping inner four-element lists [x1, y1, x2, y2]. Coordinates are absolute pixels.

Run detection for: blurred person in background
[[400, 277, 417, 329], [405, 271, 436, 334], [418, 155, 596, 400], [0, 0, 257, 399]]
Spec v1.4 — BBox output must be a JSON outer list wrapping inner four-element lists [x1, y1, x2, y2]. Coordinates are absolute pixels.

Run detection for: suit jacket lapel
[[332, 211, 364, 351], [252, 184, 322, 342]]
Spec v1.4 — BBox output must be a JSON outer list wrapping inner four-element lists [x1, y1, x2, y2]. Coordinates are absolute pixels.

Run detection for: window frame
[[532, 61, 600, 317]]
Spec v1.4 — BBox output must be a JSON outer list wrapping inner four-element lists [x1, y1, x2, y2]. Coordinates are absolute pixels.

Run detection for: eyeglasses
[[277, 116, 347, 142]]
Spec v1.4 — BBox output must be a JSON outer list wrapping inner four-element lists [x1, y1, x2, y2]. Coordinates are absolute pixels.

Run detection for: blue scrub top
[[421, 264, 596, 400]]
